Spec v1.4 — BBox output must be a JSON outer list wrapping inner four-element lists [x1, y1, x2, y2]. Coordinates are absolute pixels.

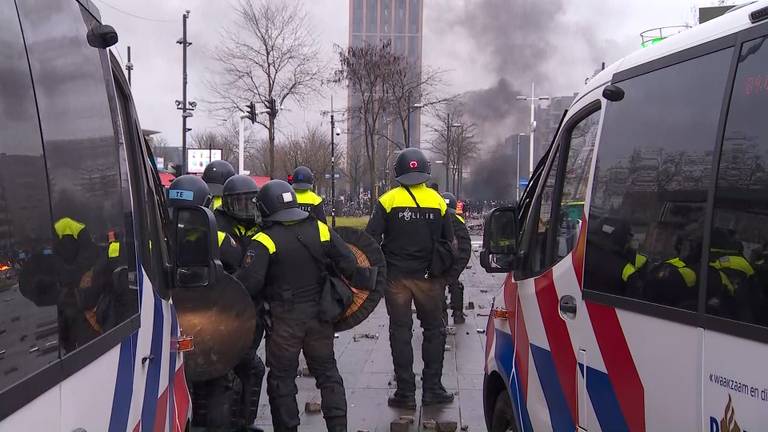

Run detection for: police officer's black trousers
[[448, 279, 464, 316], [233, 346, 266, 428], [385, 276, 448, 394], [190, 374, 233, 431], [266, 303, 346, 431]]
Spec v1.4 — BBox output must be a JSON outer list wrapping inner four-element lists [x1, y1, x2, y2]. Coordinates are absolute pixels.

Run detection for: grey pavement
[[252, 236, 506, 431]]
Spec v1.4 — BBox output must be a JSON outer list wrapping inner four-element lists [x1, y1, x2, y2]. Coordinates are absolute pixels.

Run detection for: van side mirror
[[87, 24, 118, 49], [602, 84, 625, 102], [480, 206, 520, 273], [172, 206, 223, 288]]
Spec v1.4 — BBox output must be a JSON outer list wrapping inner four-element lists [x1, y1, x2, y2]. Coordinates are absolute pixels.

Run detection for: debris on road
[[476, 328, 486, 334], [437, 420, 458, 431], [461, 425, 470, 431], [423, 419, 437, 429], [334, 333, 340, 339], [297, 366, 312, 377], [444, 344, 453, 351], [446, 326, 457, 335], [479, 289, 488, 293], [305, 401, 322, 413], [391, 418, 411, 432], [399, 415, 415, 424], [465, 302, 475, 310], [477, 312, 489, 317], [477, 304, 485, 309], [353, 333, 379, 342]]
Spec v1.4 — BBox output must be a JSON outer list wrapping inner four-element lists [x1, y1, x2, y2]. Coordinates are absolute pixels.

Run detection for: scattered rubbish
[[476, 328, 486, 334], [304, 401, 322, 413], [477, 312, 489, 317], [465, 265, 472, 269], [297, 366, 312, 377], [477, 304, 486, 309], [398, 415, 415, 424], [465, 302, 475, 310], [423, 419, 437, 429], [334, 333, 340, 339], [461, 425, 470, 431], [390, 419, 410, 432], [353, 333, 379, 342], [444, 345, 453, 352], [446, 326, 456, 335], [479, 289, 488, 293]]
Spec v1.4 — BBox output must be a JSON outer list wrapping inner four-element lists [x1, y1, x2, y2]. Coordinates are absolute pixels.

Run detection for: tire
[[333, 227, 387, 332], [490, 390, 518, 432]]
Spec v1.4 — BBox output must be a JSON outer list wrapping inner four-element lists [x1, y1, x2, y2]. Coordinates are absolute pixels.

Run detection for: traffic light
[[245, 101, 257, 124]]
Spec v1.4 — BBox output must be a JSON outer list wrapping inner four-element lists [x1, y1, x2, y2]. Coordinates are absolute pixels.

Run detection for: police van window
[[706, 36, 768, 327], [0, 0, 60, 393], [528, 144, 562, 274], [585, 48, 733, 311], [17, 0, 138, 353], [554, 108, 600, 262]]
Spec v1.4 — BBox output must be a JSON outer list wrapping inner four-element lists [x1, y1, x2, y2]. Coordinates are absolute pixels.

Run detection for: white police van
[[481, 1, 768, 430], [0, 1, 222, 430]]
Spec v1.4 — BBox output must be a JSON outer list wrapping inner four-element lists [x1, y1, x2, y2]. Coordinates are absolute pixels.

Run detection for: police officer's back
[[291, 166, 326, 223], [238, 180, 365, 432], [365, 148, 455, 409], [442, 192, 471, 324], [203, 160, 236, 211]]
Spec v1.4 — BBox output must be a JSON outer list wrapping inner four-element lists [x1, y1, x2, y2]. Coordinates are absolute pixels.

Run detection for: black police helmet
[[394, 148, 431, 186], [202, 160, 235, 196], [441, 192, 457, 212], [222, 175, 260, 223], [257, 180, 308, 222], [168, 175, 212, 208], [292, 166, 314, 191]]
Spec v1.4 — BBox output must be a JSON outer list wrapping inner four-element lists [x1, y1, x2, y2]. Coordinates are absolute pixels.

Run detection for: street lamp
[[515, 133, 526, 201], [516, 82, 549, 179], [433, 160, 448, 191], [407, 103, 425, 148], [450, 123, 463, 196]]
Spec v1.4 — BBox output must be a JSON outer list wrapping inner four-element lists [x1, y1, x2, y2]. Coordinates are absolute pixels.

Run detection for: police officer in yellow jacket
[[365, 148, 455, 409], [203, 160, 236, 211], [291, 166, 326, 223], [441, 192, 472, 325], [237, 180, 369, 432]]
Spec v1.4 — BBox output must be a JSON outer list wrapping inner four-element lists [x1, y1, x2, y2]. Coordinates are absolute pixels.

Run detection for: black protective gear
[[257, 180, 308, 223], [394, 148, 431, 186], [441, 192, 457, 211], [203, 160, 236, 196], [232, 345, 266, 429], [266, 303, 347, 431], [167, 175, 212, 208], [223, 175, 261, 224], [291, 166, 314, 191], [384, 277, 447, 395], [387, 391, 416, 410], [422, 386, 455, 405]]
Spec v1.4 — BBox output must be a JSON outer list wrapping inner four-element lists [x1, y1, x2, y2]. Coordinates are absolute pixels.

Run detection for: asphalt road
[[251, 236, 507, 431]]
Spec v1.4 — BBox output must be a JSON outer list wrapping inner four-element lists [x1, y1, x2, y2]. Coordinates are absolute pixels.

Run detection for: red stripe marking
[[153, 387, 169, 432], [587, 301, 645, 432], [534, 271, 578, 423], [572, 215, 588, 288], [503, 275, 531, 397], [132, 421, 141, 432], [173, 365, 191, 432]]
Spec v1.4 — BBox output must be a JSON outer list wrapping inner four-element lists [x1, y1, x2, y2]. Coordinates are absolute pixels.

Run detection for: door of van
[[700, 22, 768, 430], [512, 101, 602, 431], [581, 37, 738, 430]]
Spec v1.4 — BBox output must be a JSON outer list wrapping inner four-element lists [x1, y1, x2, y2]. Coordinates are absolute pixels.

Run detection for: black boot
[[422, 385, 455, 406], [387, 390, 417, 410]]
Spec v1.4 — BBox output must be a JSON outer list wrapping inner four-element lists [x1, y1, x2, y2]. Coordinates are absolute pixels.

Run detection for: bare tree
[[209, 0, 323, 178], [427, 102, 480, 196], [382, 58, 450, 150], [190, 120, 245, 168], [335, 41, 399, 207], [277, 125, 335, 192], [148, 134, 170, 148]]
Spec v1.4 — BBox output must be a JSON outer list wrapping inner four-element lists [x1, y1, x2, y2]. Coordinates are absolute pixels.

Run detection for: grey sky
[[96, 0, 707, 148]]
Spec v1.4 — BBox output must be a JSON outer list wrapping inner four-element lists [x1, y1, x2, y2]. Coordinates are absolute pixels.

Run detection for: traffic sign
[[324, 173, 341, 179], [519, 178, 529, 187]]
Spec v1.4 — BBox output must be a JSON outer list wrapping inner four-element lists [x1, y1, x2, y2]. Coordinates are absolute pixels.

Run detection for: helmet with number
[[202, 160, 236, 196], [168, 175, 212, 208], [394, 148, 431, 186], [441, 192, 457, 212], [222, 175, 260, 223], [257, 180, 308, 222], [291, 166, 314, 191]]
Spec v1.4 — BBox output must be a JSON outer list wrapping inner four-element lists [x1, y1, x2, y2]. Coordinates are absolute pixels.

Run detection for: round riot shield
[[174, 271, 256, 381], [333, 227, 387, 331]]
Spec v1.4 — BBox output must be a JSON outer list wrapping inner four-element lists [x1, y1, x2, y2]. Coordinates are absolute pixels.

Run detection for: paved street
[[252, 236, 506, 431]]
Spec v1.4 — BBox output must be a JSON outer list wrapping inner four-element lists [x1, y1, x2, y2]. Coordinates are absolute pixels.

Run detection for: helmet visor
[[223, 192, 260, 222]]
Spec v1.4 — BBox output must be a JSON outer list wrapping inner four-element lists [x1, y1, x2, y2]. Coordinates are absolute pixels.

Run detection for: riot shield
[[333, 227, 387, 331], [174, 271, 256, 381]]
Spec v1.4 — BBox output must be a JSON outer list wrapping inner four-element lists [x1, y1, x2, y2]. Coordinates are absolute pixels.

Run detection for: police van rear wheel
[[490, 390, 518, 432]]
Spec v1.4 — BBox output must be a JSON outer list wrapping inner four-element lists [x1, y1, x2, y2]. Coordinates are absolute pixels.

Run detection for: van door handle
[[559, 295, 577, 319]]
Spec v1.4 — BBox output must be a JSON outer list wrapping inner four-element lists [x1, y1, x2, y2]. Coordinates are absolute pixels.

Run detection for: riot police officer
[[365, 148, 455, 409], [217, 174, 262, 247], [203, 160, 236, 210], [291, 166, 326, 222], [237, 180, 370, 432], [442, 192, 471, 325]]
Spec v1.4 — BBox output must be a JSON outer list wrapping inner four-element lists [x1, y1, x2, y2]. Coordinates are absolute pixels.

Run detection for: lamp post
[[433, 160, 448, 191], [516, 82, 549, 179], [515, 133, 526, 201], [407, 103, 424, 148], [450, 123, 463, 196], [321, 99, 346, 227], [176, 10, 192, 174]]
